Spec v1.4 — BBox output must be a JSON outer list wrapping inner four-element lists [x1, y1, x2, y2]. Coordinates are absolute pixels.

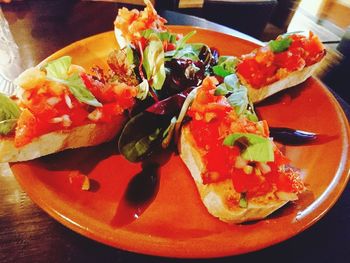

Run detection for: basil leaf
[[45, 56, 102, 107], [226, 87, 258, 121], [214, 74, 258, 121], [212, 65, 232, 78], [226, 87, 249, 116], [213, 56, 239, 77], [45, 56, 71, 80], [65, 73, 102, 107], [0, 93, 21, 135], [223, 133, 274, 162], [214, 74, 239, 96], [269, 37, 292, 53], [142, 33, 166, 90], [224, 73, 240, 90], [214, 83, 229, 96]]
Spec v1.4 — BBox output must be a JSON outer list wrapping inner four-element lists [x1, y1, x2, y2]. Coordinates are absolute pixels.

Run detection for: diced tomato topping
[[114, 0, 167, 46], [69, 107, 89, 126], [187, 76, 304, 198], [274, 51, 305, 72], [232, 168, 266, 194], [81, 73, 137, 107], [237, 32, 325, 88], [14, 71, 136, 146], [237, 58, 278, 87]]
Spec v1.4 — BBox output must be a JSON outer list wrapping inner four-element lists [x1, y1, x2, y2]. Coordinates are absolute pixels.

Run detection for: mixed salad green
[[110, 24, 260, 162]]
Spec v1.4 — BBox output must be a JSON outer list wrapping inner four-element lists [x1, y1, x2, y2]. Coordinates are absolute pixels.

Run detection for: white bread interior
[[243, 60, 322, 103], [0, 115, 126, 163], [179, 125, 295, 224]]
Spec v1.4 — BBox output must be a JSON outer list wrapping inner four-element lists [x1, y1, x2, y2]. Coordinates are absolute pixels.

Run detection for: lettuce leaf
[[165, 43, 206, 62], [173, 30, 196, 53], [0, 93, 21, 135], [136, 79, 150, 100], [142, 29, 177, 43], [164, 30, 197, 59], [142, 33, 166, 90], [223, 133, 274, 162], [118, 111, 171, 162]]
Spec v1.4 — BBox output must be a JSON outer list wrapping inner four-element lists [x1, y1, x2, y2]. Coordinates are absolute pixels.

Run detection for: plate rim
[[11, 25, 350, 258]]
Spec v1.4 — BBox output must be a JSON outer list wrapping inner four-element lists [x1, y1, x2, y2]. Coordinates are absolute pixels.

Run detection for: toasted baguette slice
[[242, 60, 322, 103], [179, 126, 297, 224], [0, 115, 126, 163]]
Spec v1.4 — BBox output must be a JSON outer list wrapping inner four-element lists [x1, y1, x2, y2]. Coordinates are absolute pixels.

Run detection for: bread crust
[[0, 114, 126, 163], [179, 126, 296, 224], [242, 60, 322, 103]]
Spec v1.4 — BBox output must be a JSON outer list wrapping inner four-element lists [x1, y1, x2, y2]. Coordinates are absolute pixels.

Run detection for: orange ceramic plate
[[10, 26, 350, 258]]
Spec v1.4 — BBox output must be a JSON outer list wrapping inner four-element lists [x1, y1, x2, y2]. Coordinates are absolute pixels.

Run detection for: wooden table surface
[[0, 1, 349, 263]]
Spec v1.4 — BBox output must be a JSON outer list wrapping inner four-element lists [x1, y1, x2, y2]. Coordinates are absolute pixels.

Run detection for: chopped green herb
[[226, 87, 249, 115], [214, 84, 229, 96], [214, 73, 258, 121], [269, 37, 293, 53], [214, 74, 239, 96], [212, 56, 239, 77], [223, 133, 274, 162]]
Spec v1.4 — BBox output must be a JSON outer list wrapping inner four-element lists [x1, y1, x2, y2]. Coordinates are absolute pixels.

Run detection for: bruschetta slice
[[0, 56, 137, 163], [179, 77, 305, 223], [236, 32, 326, 103]]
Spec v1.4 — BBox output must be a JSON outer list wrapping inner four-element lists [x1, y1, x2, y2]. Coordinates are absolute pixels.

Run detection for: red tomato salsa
[[14, 70, 136, 147], [114, 0, 167, 47], [187, 77, 304, 198], [114, 0, 179, 53], [237, 32, 325, 88]]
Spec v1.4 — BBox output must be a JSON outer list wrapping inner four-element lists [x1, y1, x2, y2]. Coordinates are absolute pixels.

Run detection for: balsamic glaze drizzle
[[269, 127, 317, 145]]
